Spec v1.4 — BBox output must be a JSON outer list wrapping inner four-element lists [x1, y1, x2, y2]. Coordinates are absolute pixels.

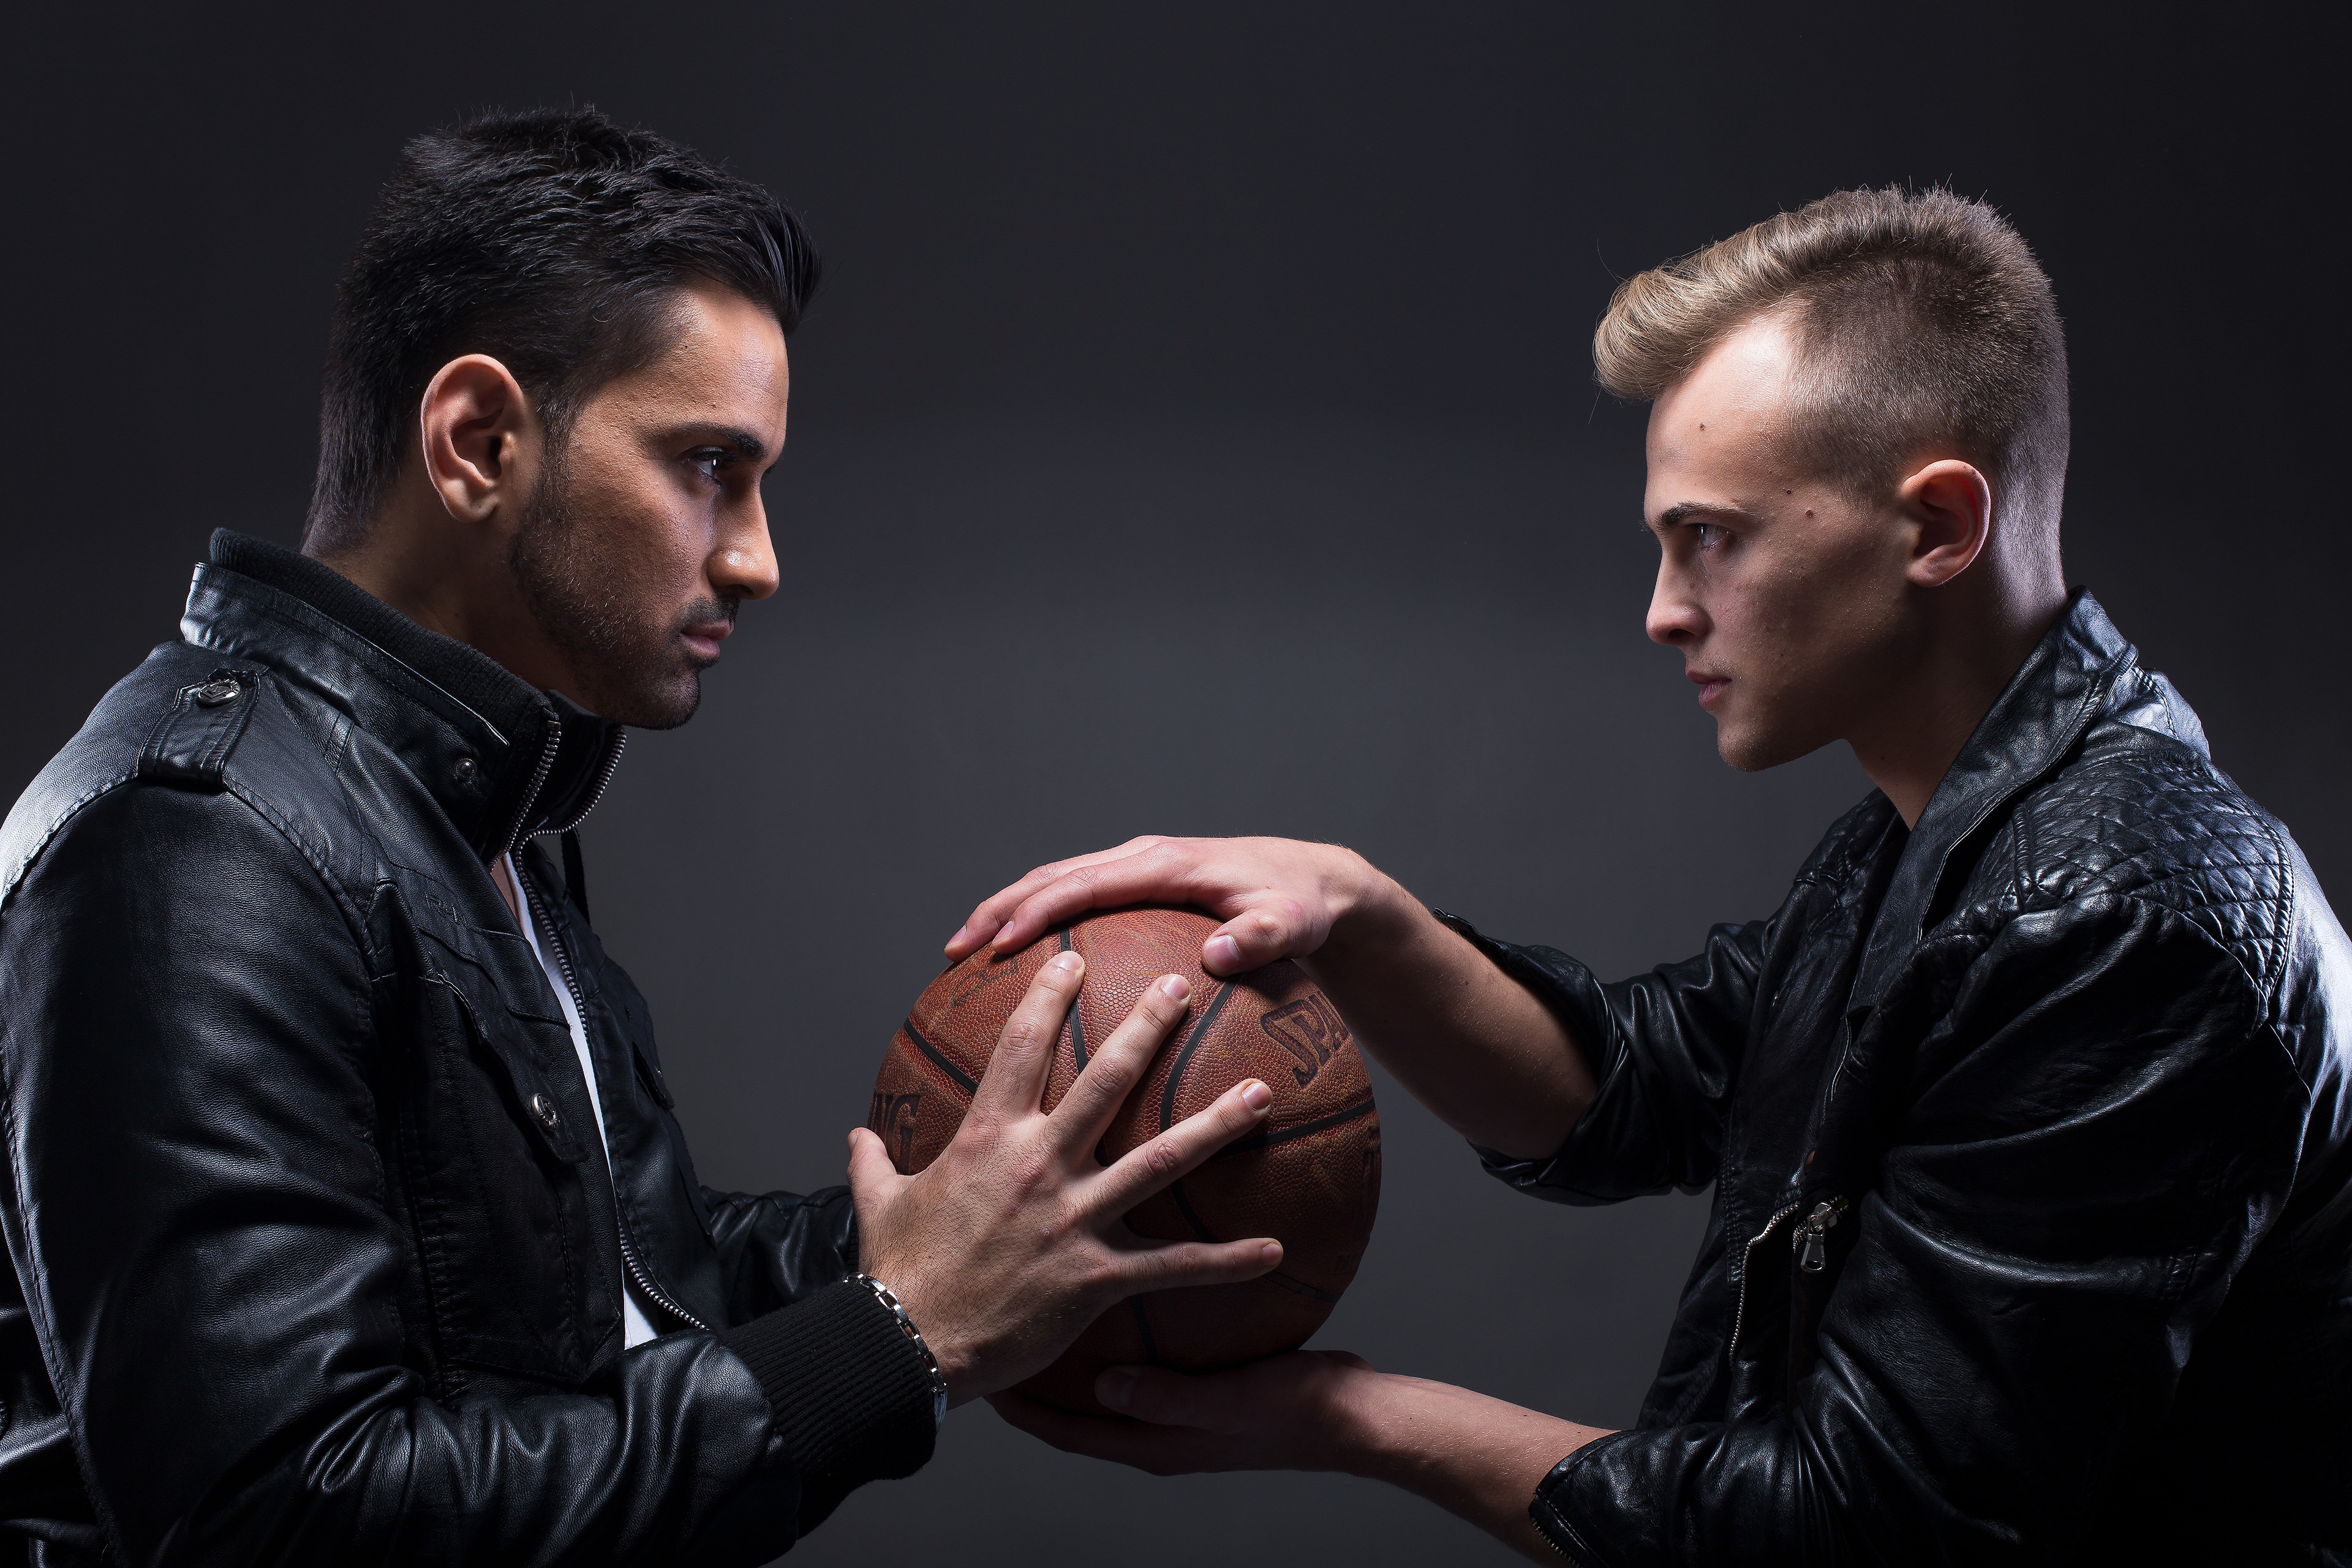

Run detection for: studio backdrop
[[2, 5, 2335, 1562]]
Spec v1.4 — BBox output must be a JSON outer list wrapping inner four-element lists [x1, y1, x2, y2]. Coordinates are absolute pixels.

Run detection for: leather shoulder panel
[[1962, 720, 2294, 1000], [136, 665, 269, 790], [2, 641, 225, 903]]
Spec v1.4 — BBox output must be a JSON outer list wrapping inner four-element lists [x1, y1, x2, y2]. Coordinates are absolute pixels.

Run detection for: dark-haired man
[[965, 189, 2352, 1564], [0, 110, 1284, 1563]]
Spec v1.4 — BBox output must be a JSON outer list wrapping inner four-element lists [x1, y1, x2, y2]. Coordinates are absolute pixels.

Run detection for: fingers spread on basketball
[[985, 838, 1209, 956], [1113, 1234, 1283, 1296], [1202, 900, 1312, 975], [873, 904, 1382, 1411], [968, 951, 1084, 1119], [1089, 1076, 1274, 1216], [944, 836, 1169, 957], [1048, 972, 1191, 1140]]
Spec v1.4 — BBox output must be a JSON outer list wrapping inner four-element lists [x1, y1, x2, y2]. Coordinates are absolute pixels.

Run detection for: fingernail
[[1158, 974, 1191, 1001], [948, 923, 970, 948], [1205, 934, 1242, 971], [1259, 1241, 1283, 1264], [1051, 951, 1083, 974], [1241, 1079, 1271, 1111], [1097, 1368, 1137, 1411]]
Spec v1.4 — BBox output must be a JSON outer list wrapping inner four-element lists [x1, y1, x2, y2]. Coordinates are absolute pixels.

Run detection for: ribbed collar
[[1850, 588, 2160, 1010], [184, 530, 625, 862]]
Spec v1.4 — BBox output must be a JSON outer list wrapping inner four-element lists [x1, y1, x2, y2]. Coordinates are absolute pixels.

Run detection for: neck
[[310, 486, 571, 696], [1851, 585, 2068, 828]]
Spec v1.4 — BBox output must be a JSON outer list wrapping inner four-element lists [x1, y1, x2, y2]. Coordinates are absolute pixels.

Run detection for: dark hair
[[303, 107, 820, 554], [1594, 187, 2068, 545]]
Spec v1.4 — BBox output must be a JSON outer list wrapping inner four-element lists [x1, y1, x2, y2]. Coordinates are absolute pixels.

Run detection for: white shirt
[[509, 854, 660, 1349]]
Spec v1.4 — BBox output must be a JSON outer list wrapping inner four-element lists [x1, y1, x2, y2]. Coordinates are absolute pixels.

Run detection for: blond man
[[962, 189, 2352, 1564]]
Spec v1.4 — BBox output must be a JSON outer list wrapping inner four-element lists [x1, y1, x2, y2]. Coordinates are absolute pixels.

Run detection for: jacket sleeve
[[701, 1185, 860, 1324], [0, 782, 932, 1567], [1529, 899, 2311, 1567], [1441, 911, 1770, 1204]]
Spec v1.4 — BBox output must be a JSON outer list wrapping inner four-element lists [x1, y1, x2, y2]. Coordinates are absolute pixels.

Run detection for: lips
[[1686, 669, 1729, 707], [680, 622, 733, 663]]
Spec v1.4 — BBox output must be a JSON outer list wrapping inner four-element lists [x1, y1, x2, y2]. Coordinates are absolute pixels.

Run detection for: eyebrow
[[1649, 501, 1749, 534], [672, 422, 771, 466]]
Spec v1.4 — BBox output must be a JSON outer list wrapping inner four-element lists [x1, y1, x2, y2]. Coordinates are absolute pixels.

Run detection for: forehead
[[1644, 314, 1804, 502], [593, 280, 791, 432]]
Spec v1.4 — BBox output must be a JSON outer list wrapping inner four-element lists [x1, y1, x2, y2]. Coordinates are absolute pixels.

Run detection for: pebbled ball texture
[[867, 907, 1382, 1414]]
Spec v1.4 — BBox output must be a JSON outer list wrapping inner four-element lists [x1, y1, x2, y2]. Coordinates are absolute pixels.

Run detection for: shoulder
[[2, 641, 356, 919], [1967, 706, 2300, 1003]]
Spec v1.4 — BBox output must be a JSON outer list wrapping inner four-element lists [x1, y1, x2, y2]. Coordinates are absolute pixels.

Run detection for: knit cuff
[[716, 1280, 937, 1513]]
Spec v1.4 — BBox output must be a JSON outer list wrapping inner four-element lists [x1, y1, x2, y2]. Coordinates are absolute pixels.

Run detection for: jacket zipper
[[518, 865, 710, 1337], [1793, 1196, 1849, 1273], [499, 717, 564, 861], [1728, 1202, 1803, 1360], [535, 729, 628, 839]]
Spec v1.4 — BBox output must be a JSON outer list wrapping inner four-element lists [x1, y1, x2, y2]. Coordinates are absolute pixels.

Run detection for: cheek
[[1712, 554, 1885, 687], [574, 475, 704, 580]]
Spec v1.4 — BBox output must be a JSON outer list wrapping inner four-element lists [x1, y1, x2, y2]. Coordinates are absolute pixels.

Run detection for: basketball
[[867, 907, 1382, 1414]]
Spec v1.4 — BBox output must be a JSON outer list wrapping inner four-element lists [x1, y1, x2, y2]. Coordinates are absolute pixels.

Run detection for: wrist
[[850, 1272, 951, 1425], [1320, 1366, 1417, 1481], [1311, 858, 1419, 974]]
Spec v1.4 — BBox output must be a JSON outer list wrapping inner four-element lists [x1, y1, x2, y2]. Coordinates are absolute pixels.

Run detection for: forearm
[[948, 835, 1596, 1156], [1306, 873, 1595, 1159], [1339, 1371, 1610, 1562]]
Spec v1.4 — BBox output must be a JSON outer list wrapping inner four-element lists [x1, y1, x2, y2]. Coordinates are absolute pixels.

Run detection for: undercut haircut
[[303, 107, 819, 556], [1594, 187, 2068, 543]]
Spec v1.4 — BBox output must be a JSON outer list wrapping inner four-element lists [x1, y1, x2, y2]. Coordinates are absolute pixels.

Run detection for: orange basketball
[[867, 907, 1381, 1414]]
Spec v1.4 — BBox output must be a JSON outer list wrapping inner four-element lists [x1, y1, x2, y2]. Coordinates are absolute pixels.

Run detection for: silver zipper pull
[[1793, 1195, 1848, 1273]]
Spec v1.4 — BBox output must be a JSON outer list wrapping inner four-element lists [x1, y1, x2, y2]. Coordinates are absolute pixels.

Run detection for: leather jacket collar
[[184, 530, 625, 862], [1852, 588, 2201, 1010]]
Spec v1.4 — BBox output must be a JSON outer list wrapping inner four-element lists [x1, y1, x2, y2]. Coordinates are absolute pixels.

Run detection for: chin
[[595, 668, 703, 731], [1714, 717, 1826, 774]]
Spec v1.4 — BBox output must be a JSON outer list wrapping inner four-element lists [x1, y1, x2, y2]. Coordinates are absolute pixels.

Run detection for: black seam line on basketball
[[1170, 1180, 1220, 1243], [1264, 1271, 1343, 1304], [1207, 1096, 1377, 1162], [898, 1017, 978, 1096], [1058, 930, 1088, 1069], [1157, 981, 1236, 1133]]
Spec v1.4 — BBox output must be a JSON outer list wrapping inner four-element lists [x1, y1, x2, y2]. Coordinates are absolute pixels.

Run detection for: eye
[[1691, 521, 1728, 551], [688, 449, 729, 484]]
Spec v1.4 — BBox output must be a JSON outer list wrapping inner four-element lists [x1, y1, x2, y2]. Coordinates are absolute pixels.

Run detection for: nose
[[710, 489, 781, 604], [1646, 554, 1706, 648]]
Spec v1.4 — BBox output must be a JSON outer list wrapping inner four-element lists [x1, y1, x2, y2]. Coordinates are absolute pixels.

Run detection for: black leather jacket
[[1460, 592, 2352, 1566], [0, 533, 935, 1566]]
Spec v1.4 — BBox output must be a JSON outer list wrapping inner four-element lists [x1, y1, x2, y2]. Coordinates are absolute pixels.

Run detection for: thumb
[[845, 1125, 903, 1198], [1202, 901, 1310, 976]]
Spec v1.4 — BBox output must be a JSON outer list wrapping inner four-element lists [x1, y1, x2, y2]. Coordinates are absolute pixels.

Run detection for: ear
[[417, 355, 537, 528], [1899, 459, 1994, 589]]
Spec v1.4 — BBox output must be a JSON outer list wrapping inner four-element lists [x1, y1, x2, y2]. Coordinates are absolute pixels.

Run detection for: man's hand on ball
[[993, 1352, 1616, 1562], [944, 835, 1404, 977], [985, 1349, 1381, 1475], [846, 951, 1281, 1407]]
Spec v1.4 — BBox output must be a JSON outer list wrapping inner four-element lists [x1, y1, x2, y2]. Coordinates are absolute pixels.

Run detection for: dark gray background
[[2, 5, 2337, 1562]]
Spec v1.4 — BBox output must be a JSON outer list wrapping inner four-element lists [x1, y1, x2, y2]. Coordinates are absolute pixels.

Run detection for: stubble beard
[[508, 458, 718, 731]]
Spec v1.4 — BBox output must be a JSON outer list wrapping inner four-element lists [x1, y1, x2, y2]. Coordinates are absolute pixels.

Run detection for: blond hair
[[1595, 187, 2069, 539]]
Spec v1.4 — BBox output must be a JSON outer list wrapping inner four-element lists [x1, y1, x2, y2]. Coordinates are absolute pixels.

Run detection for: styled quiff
[[1595, 187, 2069, 541]]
